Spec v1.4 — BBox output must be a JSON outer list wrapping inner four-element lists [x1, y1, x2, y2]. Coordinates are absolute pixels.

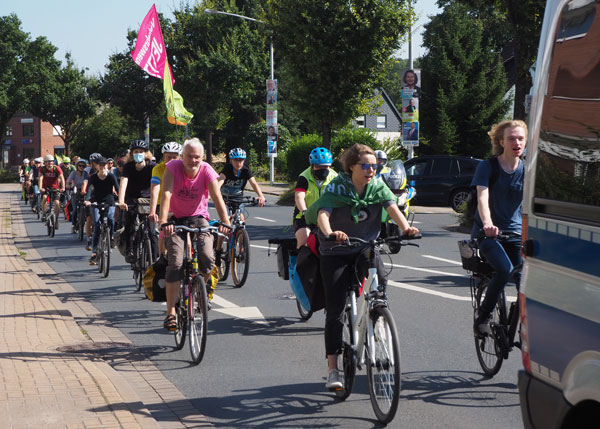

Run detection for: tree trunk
[[322, 125, 332, 149], [512, 39, 531, 120], [205, 130, 213, 165]]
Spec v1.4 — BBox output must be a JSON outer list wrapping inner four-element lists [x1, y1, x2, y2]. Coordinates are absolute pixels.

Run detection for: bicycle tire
[[101, 226, 111, 278], [77, 208, 85, 241], [217, 238, 230, 281], [49, 213, 55, 238], [366, 306, 401, 424], [189, 277, 208, 365], [296, 298, 313, 321], [138, 236, 152, 290], [36, 197, 41, 219], [174, 289, 187, 350], [474, 278, 504, 376], [335, 307, 356, 400], [231, 228, 250, 287], [98, 229, 105, 274], [133, 236, 143, 291]]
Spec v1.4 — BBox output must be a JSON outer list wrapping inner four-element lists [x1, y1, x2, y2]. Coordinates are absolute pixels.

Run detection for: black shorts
[[293, 216, 308, 232]]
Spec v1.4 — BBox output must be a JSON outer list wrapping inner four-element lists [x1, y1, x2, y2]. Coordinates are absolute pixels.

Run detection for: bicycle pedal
[[514, 341, 521, 350]]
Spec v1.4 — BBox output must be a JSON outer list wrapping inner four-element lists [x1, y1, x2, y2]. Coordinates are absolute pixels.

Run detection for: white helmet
[[162, 141, 182, 154], [23, 158, 30, 164], [375, 150, 387, 160], [34, 157, 43, 163]]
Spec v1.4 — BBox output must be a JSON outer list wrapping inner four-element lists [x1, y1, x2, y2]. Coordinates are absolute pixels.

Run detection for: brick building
[[2, 113, 64, 171]]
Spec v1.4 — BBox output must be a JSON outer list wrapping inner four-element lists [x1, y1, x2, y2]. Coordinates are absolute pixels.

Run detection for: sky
[[1, 0, 441, 76]]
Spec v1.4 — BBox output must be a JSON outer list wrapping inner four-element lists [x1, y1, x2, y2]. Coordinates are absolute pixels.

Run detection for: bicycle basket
[[137, 197, 151, 214], [458, 239, 480, 272]]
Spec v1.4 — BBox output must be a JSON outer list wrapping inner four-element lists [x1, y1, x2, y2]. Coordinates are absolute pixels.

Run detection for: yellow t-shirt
[[151, 162, 167, 205]]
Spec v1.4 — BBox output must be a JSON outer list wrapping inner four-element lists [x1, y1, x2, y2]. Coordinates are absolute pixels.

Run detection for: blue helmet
[[229, 148, 246, 159], [309, 147, 332, 165]]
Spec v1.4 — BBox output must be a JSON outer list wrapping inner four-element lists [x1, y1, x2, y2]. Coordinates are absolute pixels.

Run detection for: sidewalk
[[0, 184, 210, 429]]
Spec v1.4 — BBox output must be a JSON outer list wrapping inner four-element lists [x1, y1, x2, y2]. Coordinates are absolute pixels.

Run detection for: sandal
[[163, 314, 177, 331]]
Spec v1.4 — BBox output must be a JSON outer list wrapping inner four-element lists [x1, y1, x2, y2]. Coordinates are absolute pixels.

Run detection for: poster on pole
[[403, 122, 419, 146], [266, 79, 278, 157]]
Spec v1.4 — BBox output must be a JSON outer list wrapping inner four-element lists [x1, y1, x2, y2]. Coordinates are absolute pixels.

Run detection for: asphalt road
[[20, 198, 524, 429]]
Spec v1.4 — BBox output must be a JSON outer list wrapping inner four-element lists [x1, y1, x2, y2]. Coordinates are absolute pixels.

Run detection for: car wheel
[[450, 189, 470, 212]]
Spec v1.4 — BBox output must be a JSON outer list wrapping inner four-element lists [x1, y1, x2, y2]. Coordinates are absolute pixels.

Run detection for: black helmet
[[130, 139, 149, 151], [89, 153, 102, 163]]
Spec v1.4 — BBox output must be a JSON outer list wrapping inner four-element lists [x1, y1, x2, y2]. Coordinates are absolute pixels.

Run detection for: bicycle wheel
[[296, 298, 313, 321], [77, 208, 84, 241], [217, 238, 230, 281], [101, 227, 111, 278], [474, 278, 504, 376], [231, 228, 250, 287], [48, 213, 56, 238], [137, 237, 152, 291], [174, 288, 187, 350], [366, 306, 401, 424], [98, 230, 105, 274], [36, 197, 41, 219], [189, 277, 208, 365], [335, 307, 356, 400]]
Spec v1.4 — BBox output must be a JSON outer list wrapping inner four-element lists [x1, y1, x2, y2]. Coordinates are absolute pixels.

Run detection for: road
[[20, 199, 523, 428]]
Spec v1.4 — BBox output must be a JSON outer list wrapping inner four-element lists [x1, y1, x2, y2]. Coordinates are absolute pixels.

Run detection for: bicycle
[[458, 232, 523, 377], [75, 193, 86, 241], [41, 189, 61, 238], [91, 202, 114, 278], [216, 195, 260, 287], [166, 222, 228, 365], [130, 198, 155, 292], [328, 233, 421, 424]]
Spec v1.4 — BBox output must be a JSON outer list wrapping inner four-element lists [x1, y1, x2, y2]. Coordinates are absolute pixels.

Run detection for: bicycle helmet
[[76, 159, 87, 166], [229, 148, 246, 159], [130, 139, 149, 151], [34, 157, 43, 163], [384, 160, 407, 193], [309, 147, 332, 165], [89, 153, 102, 163], [375, 150, 387, 161], [23, 159, 30, 164], [62, 156, 71, 163], [43, 154, 54, 162], [162, 141, 182, 154]]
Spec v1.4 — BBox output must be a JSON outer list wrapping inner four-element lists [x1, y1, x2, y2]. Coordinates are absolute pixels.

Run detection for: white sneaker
[[325, 369, 343, 389]]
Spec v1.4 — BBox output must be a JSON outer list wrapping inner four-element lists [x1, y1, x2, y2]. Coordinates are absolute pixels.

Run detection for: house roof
[[378, 88, 402, 122]]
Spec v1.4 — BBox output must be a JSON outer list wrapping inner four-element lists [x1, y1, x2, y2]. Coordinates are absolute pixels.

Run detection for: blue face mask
[[133, 153, 145, 163]]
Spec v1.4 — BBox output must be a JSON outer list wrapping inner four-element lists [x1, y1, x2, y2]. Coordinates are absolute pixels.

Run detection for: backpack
[[465, 157, 500, 220]]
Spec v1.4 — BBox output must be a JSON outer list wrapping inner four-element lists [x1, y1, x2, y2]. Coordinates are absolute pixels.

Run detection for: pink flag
[[131, 4, 174, 84]]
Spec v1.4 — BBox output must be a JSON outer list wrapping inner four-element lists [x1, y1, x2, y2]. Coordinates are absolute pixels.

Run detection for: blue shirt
[[471, 158, 523, 234]]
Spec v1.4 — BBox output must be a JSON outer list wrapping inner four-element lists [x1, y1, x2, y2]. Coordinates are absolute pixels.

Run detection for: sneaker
[[71, 225, 76, 233], [474, 310, 492, 339], [110, 237, 116, 248], [86, 240, 92, 251], [125, 250, 135, 263], [325, 369, 343, 389], [55, 220, 59, 230], [89, 254, 97, 265], [41, 214, 47, 222]]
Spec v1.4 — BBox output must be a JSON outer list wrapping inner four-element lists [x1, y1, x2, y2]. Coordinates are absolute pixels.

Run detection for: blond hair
[[489, 120, 528, 156], [341, 144, 375, 174]]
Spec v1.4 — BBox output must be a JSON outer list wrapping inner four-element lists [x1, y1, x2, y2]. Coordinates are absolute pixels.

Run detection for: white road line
[[254, 216, 276, 223], [388, 280, 517, 302], [211, 295, 268, 324], [383, 262, 465, 277], [422, 255, 463, 265], [250, 244, 272, 250]]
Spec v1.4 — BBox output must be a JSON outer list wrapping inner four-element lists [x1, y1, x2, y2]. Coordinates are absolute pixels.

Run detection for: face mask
[[133, 153, 145, 163], [313, 168, 329, 181]]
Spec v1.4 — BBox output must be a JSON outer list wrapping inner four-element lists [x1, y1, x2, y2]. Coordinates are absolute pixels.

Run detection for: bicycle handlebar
[[326, 233, 422, 249], [161, 222, 230, 239]]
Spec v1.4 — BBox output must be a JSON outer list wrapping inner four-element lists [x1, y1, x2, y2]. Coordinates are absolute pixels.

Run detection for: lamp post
[[204, 9, 275, 184]]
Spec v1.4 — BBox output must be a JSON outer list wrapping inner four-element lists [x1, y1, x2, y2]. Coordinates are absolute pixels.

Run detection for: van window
[[533, 0, 600, 225], [430, 159, 451, 175]]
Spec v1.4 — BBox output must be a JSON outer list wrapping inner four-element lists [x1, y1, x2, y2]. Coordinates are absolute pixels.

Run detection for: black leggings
[[320, 249, 387, 356]]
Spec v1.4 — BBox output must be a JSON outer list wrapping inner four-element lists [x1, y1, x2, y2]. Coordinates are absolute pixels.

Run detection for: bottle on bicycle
[[158, 138, 231, 331], [38, 154, 65, 229], [84, 156, 119, 266], [305, 143, 419, 390], [471, 120, 526, 337]]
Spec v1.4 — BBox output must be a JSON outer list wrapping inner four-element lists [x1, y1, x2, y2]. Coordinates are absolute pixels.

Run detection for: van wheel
[[450, 189, 470, 212]]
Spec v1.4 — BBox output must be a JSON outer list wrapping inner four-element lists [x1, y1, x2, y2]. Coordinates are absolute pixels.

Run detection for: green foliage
[[269, 0, 413, 147], [330, 127, 380, 173], [420, 3, 511, 158], [379, 137, 408, 162], [244, 122, 292, 165], [0, 169, 19, 183], [381, 57, 422, 109], [284, 134, 322, 181]]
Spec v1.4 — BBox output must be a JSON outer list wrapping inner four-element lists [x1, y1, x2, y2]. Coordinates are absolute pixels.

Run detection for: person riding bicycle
[[60, 156, 75, 176], [38, 154, 65, 229], [218, 148, 266, 207], [30, 157, 43, 210], [293, 147, 337, 249], [20, 159, 31, 200], [375, 150, 390, 179], [472, 120, 527, 338], [82, 153, 103, 250], [118, 140, 157, 263], [149, 141, 182, 257], [66, 158, 87, 233], [158, 138, 231, 331], [305, 143, 419, 389], [84, 156, 119, 265]]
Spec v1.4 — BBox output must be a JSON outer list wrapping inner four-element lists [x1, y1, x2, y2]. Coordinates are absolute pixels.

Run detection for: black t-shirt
[[122, 161, 155, 204], [88, 173, 119, 204], [220, 163, 253, 196]]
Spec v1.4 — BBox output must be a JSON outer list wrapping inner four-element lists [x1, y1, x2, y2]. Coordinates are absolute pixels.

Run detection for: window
[[376, 116, 387, 129], [406, 160, 428, 176], [22, 124, 34, 137], [5, 126, 12, 136], [459, 160, 478, 175], [431, 159, 452, 175], [22, 149, 34, 161], [355, 116, 365, 128]]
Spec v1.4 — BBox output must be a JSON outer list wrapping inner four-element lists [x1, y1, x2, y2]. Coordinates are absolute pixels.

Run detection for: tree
[[438, 0, 546, 120], [269, 0, 412, 148], [419, 3, 510, 158]]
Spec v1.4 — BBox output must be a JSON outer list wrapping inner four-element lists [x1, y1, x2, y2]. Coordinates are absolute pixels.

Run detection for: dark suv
[[403, 155, 481, 211]]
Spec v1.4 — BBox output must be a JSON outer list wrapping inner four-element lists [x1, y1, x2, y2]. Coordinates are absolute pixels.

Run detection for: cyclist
[[60, 156, 75, 176], [472, 120, 527, 338], [114, 157, 125, 181], [118, 140, 157, 263], [218, 148, 266, 207], [20, 159, 30, 200], [84, 156, 119, 265], [30, 157, 43, 211], [305, 143, 419, 389], [159, 138, 230, 331], [82, 153, 103, 250], [293, 147, 337, 249], [38, 154, 66, 229], [66, 159, 88, 233], [149, 142, 182, 256], [375, 150, 390, 179]]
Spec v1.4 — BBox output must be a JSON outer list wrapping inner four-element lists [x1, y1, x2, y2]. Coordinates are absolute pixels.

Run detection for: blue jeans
[[92, 206, 115, 253], [478, 236, 522, 315]]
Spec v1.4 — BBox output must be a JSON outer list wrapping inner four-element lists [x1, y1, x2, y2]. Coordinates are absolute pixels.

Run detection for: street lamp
[[204, 8, 275, 184]]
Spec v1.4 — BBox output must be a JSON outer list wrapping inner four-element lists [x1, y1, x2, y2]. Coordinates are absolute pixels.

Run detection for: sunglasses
[[359, 163, 378, 171]]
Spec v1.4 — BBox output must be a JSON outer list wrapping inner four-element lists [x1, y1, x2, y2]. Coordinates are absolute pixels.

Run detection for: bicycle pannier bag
[[137, 197, 151, 215], [143, 255, 168, 302], [296, 245, 325, 312]]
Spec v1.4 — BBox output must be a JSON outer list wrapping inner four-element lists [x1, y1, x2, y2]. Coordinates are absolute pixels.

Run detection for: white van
[[518, 0, 600, 427]]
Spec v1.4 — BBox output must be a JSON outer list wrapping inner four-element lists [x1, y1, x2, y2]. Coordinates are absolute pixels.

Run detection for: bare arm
[[295, 191, 308, 213], [158, 169, 173, 236], [317, 209, 347, 243], [217, 173, 226, 187], [476, 185, 498, 237], [149, 183, 160, 222], [118, 176, 128, 210], [385, 204, 419, 236], [247, 177, 265, 207], [208, 179, 231, 230]]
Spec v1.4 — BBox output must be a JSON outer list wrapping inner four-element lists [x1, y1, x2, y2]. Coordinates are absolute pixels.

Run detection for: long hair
[[341, 144, 375, 174], [489, 120, 528, 156]]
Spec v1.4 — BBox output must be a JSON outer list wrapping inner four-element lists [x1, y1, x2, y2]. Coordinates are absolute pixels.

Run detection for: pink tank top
[[166, 160, 219, 219]]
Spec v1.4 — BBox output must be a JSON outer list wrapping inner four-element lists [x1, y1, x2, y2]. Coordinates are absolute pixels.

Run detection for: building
[[2, 113, 64, 171], [352, 88, 403, 143]]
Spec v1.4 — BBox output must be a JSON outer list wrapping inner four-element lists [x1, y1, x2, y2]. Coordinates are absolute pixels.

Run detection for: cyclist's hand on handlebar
[[119, 202, 128, 211], [84, 200, 91, 207], [483, 224, 499, 238], [403, 226, 420, 237], [149, 213, 159, 223], [329, 231, 348, 243], [161, 222, 174, 238], [257, 196, 266, 207], [218, 220, 231, 235]]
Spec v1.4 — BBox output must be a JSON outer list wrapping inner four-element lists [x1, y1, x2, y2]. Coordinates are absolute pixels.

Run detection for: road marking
[[384, 262, 465, 277], [254, 216, 276, 223], [422, 255, 462, 265], [389, 280, 517, 302], [250, 244, 272, 250], [211, 294, 268, 324]]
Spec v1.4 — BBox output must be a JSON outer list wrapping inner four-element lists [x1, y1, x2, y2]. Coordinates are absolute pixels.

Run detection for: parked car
[[402, 155, 481, 211]]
